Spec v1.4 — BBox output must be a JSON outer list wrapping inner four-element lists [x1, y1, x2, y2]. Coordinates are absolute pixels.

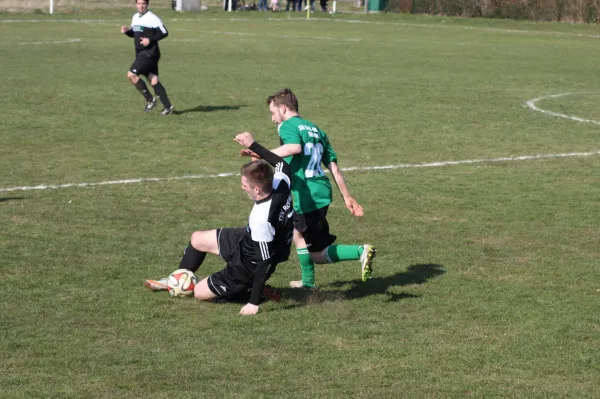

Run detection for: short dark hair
[[267, 88, 298, 113], [241, 160, 273, 194], [136, 0, 149, 4]]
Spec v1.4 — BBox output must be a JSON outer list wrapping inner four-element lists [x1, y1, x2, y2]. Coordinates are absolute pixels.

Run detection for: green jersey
[[278, 116, 338, 214]]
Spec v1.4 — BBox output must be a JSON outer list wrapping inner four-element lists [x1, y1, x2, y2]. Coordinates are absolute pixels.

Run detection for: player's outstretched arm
[[239, 148, 261, 160], [242, 257, 271, 316], [240, 146, 300, 159], [327, 161, 364, 217], [236, 133, 261, 160], [235, 133, 291, 178], [270, 144, 301, 158], [235, 132, 300, 160], [121, 26, 134, 37]]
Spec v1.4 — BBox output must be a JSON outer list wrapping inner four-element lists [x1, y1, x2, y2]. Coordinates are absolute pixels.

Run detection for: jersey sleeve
[[248, 259, 271, 305], [248, 221, 275, 305], [147, 12, 164, 28], [249, 141, 292, 189], [147, 13, 168, 41], [320, 132, 338, 167], [278, 122, 302, 145]]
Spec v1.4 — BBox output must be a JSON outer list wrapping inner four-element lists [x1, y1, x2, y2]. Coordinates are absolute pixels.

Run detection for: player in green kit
[[240, 88, 375, 288]]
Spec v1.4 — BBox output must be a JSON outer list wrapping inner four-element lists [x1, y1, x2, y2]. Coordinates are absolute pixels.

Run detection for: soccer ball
[[167, 269, 198, 297]]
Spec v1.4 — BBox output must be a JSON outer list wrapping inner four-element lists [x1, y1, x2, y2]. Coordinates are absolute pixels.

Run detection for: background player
[[121, 0, 174, 115]]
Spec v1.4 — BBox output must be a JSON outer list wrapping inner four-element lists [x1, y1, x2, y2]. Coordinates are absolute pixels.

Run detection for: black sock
[[134, 79, 154, 102], [152, 82, 172, 109], [178, 241, 206, 273]]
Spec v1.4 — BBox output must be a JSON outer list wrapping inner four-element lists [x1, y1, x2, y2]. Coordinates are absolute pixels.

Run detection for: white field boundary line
[[2, 17, 600, 40], [0, 38, 81, 45], [0, 19, 114, 24], [16, 38, 81, 45], [2, 151, 599, 193], [175, 30, 360, 42], [525, 92, 600, 126]]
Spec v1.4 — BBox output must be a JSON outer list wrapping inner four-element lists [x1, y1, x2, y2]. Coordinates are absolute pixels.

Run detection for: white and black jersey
[[239, 142, 294, 305], [125, 10, 168, 58]]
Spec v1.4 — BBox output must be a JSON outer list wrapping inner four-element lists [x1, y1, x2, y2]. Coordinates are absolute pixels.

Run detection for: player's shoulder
[[278, 118, 299, 137], [297, 119, 325, 139], [144, 10, 164, 25], [281, 116, 316, 134], [280, 116, 301, 130], [273, 168, 292, 190]]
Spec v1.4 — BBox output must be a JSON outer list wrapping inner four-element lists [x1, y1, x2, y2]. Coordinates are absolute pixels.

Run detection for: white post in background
[[332, 0, 336, 13], [364, 0, 368, 13], [227, 0, 232, 12], [49, 0, 54, 14], [176, 0, 183, 11]]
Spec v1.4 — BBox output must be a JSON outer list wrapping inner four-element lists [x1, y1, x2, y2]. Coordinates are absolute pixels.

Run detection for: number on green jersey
[[304, 142, 324, 178]]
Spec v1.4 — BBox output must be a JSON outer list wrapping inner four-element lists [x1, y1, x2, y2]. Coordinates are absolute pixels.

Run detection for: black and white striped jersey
[[239, 142, 294, 305], [125, 10, 168, 57]]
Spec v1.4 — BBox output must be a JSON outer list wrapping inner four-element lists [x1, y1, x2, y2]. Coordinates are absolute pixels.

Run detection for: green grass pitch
[[1, 10, 600, 398]]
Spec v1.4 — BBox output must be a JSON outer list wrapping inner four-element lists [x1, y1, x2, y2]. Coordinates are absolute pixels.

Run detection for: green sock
[[297, 248, 315, 287], [326, 245, 363, 263]]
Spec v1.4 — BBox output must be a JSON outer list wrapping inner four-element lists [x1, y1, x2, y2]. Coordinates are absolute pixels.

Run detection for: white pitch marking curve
[[2, 151, 599, 193], [525, 92, 600, 126]]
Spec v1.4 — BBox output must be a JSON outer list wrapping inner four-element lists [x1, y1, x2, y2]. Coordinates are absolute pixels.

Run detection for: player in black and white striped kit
[[145, 133, 294, 315], [121, 0, 174, 115]]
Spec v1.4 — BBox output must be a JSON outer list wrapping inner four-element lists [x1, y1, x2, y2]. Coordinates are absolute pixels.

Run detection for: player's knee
[[311, 249, 328, 264], [193, 285, 204, 300], [193, 278, 213, 301], [292, 230, 305, 247], [148, 74, 159, 86], [127, 73, 138, 83], [190, 231, 204, 249]]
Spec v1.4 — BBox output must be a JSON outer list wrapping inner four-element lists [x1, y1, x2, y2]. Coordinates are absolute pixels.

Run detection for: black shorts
[[206, 228, 253, 298], [294, 206, 337, 253], [129, 51, 159, 77]]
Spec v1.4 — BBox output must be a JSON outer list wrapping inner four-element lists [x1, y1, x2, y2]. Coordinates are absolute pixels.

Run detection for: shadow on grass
[[279, 263, 446, 305], [0, 197, 25, 203], [206, 264, 445, 309], [174, 105, 246, 115]]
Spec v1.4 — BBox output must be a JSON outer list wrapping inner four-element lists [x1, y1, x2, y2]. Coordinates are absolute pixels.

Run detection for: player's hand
[[140, 37, 150, 47], [239, 303, 260, 315], [344, 197, 364, 217], [234, 132, 255, 148], [120, 26, 129, 34], [239, 149, 261, 161]]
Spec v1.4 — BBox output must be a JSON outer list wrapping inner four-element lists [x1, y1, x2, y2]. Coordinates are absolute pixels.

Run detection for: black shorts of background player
[[121, 0, 174, 115]]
